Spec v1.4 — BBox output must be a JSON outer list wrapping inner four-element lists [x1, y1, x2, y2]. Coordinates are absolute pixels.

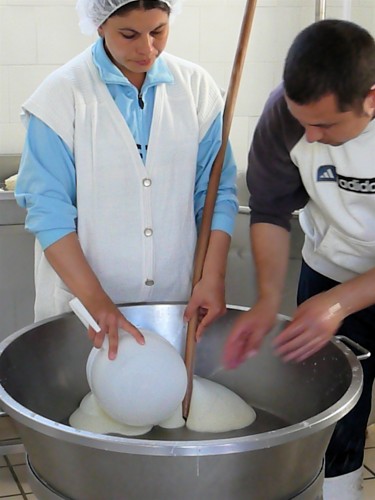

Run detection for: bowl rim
[[0, 305, 363, 456]]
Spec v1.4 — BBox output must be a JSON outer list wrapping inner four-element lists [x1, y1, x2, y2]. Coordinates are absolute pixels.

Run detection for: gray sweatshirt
[[247, 84, 375, 283]]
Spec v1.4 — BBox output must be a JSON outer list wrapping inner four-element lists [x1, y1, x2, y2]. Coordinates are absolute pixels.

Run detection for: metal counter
[[0, 155, 35, 339], [0, 155, 34, 455]]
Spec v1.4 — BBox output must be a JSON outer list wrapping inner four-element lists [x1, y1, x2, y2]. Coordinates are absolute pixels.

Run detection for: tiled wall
[[1, 0, 375, 171]]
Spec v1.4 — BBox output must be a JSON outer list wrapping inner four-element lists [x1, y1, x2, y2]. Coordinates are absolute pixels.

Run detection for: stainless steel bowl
[[0, 304, 363, 499]]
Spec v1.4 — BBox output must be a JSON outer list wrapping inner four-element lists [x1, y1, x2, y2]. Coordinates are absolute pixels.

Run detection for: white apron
[[22, 49, 223, 320]]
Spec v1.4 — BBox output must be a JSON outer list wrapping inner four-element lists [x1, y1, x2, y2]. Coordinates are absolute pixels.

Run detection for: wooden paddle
[[183, 0, 258, 419]]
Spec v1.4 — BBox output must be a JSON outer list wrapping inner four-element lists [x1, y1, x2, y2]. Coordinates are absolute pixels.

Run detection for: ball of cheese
[[87, 329, 188, 426]]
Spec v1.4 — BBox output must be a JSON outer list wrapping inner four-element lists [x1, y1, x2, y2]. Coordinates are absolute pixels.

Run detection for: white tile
[[185, 0, 253, 5], [325, 6, 348, 19], [324, 0, 361, 20], [230, 117, 250, 173], [7, 453, 26, 466], [35, 6, 96, 65], [366, 424, 375, 447], [243, 7, 280, 64], [301, 4, 316, 25], [257, 0, 279, 5], [0, 6, 37, 65], [248, 116, 260, 144], [234, 61, 275, 116], [364, 448, 375, 473], [0, 466, 21, 495], [0, 0, 74, 4], [188, 0, 278, 5], [364, 477, 375, 500], [14, 464, 32, 494], [364, 466, 375, 479], [200, 5, 252, 63], [0, 66, 9, 123], [272, 61, 284, 88], [199, 62, 230, 92], [274, 7, 307, 61], [9, 65, 59, 123], [326, 0, 349, 6], [0, 123, 26, 155], [351, 8, 375, 37], [278, 0, 308, 5], [168, 6, 200, 63], [0, 416, 20, 441]]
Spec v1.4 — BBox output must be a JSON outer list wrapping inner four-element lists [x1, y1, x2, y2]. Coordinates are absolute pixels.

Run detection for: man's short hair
[[283, 19, 375, 111]]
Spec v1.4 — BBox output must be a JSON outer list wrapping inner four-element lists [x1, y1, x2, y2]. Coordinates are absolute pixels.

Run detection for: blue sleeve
[[15, 115, 77, 250], [194, 113, 238, 236]]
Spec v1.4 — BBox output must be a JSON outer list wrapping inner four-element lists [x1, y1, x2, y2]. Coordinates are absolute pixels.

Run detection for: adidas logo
[[316, 165, 375, 194], [338, 176, 375, 194], [317, 165, 337, 182]]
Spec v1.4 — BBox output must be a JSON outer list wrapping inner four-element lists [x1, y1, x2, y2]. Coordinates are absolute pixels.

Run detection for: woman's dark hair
[[110, 1, 171, 18], [283, 19, 375, 111]]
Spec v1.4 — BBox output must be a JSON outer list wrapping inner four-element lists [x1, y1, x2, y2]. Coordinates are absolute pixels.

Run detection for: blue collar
[[91, 38, 174, 90]]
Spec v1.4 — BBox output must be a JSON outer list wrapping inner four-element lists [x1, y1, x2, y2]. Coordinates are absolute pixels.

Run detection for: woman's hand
[[183, 272, 227, 341], [86, 295, 145, 360], [44, 233, 145, 360], [273, 292, 345, 362]]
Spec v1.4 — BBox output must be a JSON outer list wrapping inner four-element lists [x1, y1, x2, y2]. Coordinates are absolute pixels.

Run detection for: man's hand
[[273, 292, 345, 362], [223, 300, 278, 369]]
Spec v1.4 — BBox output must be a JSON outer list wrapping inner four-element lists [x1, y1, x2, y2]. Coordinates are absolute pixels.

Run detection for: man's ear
[[364, 85, 375, 116]]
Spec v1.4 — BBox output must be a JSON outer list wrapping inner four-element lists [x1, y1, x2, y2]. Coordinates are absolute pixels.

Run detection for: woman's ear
[[97, 26, 104, 38]]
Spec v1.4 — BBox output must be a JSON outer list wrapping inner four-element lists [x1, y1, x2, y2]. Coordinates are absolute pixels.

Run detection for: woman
[[16, 0, 238, 359]]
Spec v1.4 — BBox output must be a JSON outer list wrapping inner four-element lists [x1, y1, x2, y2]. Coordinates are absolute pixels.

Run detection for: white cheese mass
[[69, 376, 256, 435]]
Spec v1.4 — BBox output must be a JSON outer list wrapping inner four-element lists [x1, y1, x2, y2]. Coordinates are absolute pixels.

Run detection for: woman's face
[[98, 8, 169, 87]]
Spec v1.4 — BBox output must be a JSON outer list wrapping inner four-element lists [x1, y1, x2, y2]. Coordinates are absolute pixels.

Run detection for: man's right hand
[[222, 300, 278, 369]]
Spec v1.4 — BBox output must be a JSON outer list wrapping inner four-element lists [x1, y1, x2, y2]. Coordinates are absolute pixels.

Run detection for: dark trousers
[[297, 260, 375, 477]]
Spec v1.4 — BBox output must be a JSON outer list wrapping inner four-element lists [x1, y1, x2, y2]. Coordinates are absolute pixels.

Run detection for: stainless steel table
[[0, 155, 34, 455]]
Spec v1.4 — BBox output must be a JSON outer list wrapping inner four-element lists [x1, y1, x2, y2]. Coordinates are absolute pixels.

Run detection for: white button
[[143, 178, 152, 187], [144, 228, 153, 237], [145, 279, 155, 286]]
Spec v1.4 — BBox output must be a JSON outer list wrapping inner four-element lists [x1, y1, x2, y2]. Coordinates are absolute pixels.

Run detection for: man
[[223, 19, 375, 499]]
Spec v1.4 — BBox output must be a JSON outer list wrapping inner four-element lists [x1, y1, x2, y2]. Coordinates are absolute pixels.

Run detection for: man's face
[[285, 92, 375, 146]]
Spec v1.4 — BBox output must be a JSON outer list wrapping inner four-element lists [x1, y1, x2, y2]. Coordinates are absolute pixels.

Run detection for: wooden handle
[[182, 0, 258, 419]]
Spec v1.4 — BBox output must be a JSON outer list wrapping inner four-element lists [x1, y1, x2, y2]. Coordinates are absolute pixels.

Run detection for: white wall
[[1, 0, 375, 172]]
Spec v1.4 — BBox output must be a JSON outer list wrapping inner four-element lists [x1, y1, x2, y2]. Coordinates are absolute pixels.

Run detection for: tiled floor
[[0, 421, 375, 499], [363, 424, 375, 499], [0, 454, 36, 499]]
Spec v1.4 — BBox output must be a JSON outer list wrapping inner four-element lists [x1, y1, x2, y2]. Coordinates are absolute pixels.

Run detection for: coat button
[[143, 178, 152, 187], [144, 228, 153, 237], [145, 279, 155, 286]]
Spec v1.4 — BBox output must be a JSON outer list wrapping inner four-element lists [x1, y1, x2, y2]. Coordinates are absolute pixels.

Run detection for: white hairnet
[[76, 0, 183, 35]]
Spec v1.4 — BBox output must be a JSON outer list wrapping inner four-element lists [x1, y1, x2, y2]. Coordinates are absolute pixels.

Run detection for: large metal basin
[[0, 304, 363, 499]]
